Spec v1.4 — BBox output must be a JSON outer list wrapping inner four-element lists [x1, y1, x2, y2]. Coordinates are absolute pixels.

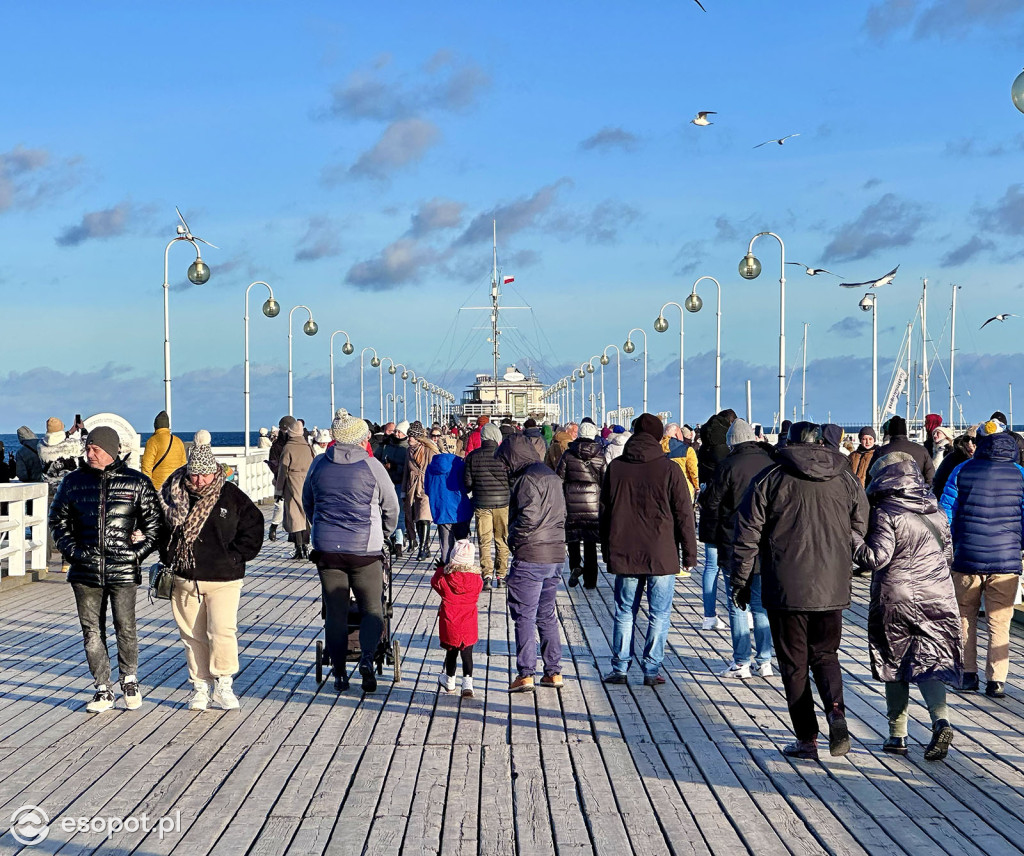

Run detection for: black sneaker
[[882, 737, 908, 756], [827, 708, 851, 757], [360, 664, 378, 693], [924, 720, 953, 761], [86, 687, 115, 713], [602, 672, 628, 685], [985, 681, 1006, 698], [334, 675, 350, 692]]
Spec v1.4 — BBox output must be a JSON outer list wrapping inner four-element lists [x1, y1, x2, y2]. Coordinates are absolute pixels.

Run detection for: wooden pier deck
[[2, 533, 1024, 856]]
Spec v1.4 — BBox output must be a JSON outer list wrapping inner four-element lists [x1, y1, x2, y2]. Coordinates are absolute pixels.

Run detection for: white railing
[[213, 447, 274, 504], [0, 482, 49, 577]]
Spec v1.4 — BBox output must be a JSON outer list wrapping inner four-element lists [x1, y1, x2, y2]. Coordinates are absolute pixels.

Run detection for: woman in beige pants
[[159, 432, 265, 710]]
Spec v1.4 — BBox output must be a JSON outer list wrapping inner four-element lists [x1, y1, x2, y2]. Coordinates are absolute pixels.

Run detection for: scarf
[[160, 465, 226, 573], [410, 436, 438, 469]]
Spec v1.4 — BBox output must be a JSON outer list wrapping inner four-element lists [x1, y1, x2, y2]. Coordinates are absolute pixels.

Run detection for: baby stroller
[[315, 534, 402, 684]]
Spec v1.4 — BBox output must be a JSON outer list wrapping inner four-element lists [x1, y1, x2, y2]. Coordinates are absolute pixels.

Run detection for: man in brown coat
[[544, 422, 577, 470]]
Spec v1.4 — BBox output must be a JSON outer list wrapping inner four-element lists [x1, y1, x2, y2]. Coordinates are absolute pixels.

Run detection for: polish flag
[[502, 275, 515, 285]]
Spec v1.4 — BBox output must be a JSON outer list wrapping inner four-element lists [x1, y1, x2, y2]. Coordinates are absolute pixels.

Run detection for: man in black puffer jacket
[[731, 421, 869, 760], [496, 424, 567, 693], [463, 422, 510, 583], [49, 426, 162, 714], [697, 409, 736, 487], [556, 419, 606, 589], [874, 415, 934, 486]]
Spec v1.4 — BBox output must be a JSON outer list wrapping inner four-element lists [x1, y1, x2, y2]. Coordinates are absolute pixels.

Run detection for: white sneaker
[[701, 617, 720, 631], [719, 661, 752, 679], [438, 672, 456, 693], [461, 675, 474, 698], [189, 680, 211, 711], [756, 662, 774, 678], [86, 685, 115, 713], [211, 677, 240, 710], [120, 675, 142, 710]]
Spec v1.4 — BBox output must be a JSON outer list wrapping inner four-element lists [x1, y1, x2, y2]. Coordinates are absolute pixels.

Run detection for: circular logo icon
[[10, 805, 49, 846]]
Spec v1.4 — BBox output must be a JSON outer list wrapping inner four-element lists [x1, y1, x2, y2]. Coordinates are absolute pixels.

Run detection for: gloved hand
[[732, 585, 751, 611]]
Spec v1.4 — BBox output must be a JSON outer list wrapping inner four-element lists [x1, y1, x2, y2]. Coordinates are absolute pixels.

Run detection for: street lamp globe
[[623, 338, 635, 354], [303, 319, 318, 336], [1013, 68, 1024, 114], [600, 354, 610, 366], [187, 259, 211, 285], [262, 297, 280, 318], [342, 341, 354, 355], [739, 252, 762, 279], [421, 379, 428, 389], [401, 371, 409, 380], [653, 315, 669, 333], [684, 293, 703, 313], [389, 364, 397, 375], [370, 356, 381, 368], [586, 363, 595, 374]]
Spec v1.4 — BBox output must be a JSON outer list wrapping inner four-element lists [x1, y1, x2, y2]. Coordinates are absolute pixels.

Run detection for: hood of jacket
[[665, 436, 690, 459], [496, 429, 546, 474], [620, 432, 667, 464], [17, 426, 38, 447], [867, 459, 937, 514], [568, 437, 603, 461], [776, 444, 850, 482], [607, 431, 631, 448], [426, 452, 457, 476], [700, 413, 730, 448], [478, 438, 499, 453], [729, 440, 776, 460], [974, 430, 1020, 463], [327, 443, 372, 464]]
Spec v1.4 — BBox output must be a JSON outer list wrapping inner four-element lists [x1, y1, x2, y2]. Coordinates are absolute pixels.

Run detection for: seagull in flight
[[175, 207, 219, 249], [838, 265, 899, 290], [691, 111, 715, 126], [980, 313, 1019, 329], [691, 0, 706, 10], [754, 134, 800, 148], [787, 262, 840, 277]]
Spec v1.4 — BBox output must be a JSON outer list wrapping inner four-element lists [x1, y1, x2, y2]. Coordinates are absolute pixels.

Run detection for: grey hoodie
[[15, 427, 42, 483]]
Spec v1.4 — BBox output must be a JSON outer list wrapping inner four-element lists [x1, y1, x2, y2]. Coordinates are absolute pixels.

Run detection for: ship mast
[[492, 220, 500, 406]]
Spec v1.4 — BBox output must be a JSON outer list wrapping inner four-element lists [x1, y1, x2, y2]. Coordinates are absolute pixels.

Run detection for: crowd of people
[[6, 401, 1022, 764]]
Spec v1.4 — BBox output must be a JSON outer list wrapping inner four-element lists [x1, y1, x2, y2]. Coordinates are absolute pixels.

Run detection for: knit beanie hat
[[259, 427, 268, 436], [187, 430, 219, 475], [858, 426, 876, 440], [933, 425, 954, 443], [726, 418, 757, 448], [869, 450, 917, 478], [46, 417, 65, 434], [887, 415, 908, 437], [396, 420, 410, 435], [523, 418, 538, 429], [279, 414, 297, 432], [632, 413, 664, 441], [86, 426, 120, 460], [407, 421, 426, 439], [287, 422, 305, 437], [477, 415, 490, 426], [154, 411, 170, 430], [991, 411, 1009, 425], [579, 421, 599, 440], [446, 539, 481, 575], [925, 413, 943, 434], [331, 409, 371, 445], [481, 422, 503, 444], [978, 419, 1004, 437]]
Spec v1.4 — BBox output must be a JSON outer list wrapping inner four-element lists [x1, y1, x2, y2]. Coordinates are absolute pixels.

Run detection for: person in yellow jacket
[[662, 423, 699, 577], [141, 411, 187, 489]]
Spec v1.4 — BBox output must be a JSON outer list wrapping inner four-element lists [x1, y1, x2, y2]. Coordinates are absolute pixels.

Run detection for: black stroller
[[315, 534, 403, 685]]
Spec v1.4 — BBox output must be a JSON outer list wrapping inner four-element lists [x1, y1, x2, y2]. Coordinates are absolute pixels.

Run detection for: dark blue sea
[[0, 431, 256, 451]]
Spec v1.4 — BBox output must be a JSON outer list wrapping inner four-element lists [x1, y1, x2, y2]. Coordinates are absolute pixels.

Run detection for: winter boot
[[461, 675, 474, 698], [268, 523, 278, 542], [439, 672, 456, 693]]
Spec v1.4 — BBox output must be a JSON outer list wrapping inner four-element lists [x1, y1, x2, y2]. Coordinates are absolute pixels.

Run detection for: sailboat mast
[[492, 220, 499, 409], [949, 284, 958, 429], [922, 277, 930, 422], [801, 322, 808, 419]]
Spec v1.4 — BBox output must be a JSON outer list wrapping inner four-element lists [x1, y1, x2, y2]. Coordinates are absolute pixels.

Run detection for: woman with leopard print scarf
[[158, 431, 265, 712]]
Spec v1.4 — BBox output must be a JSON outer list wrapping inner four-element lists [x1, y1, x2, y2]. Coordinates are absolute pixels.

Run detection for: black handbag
[[149, 562, 174, 601]]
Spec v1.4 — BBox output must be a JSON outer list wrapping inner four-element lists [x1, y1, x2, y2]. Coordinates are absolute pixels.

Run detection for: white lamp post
[[587, 357, 599, 423], [739, 232, 787, 428], [624, 328, 648, 414], [243, 281, 280, 452], [161, 209, 214, 429], [359, 347, 380, 419], [288, 305, 318, 417], [394, 364, 409, 422], [654, 302, 686, 424], [329, 330, 354, 419], [601, 345, 622, 426], [860, 293, 879, 435], [379, 357, 396, 425], [685, 275, 723, 414]]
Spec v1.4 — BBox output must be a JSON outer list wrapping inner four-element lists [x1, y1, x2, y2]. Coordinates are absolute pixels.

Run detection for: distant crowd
[[5, 404, 1023, 763]]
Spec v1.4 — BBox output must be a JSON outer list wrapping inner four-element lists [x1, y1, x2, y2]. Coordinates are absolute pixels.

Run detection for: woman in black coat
[[853, 452, 963, 760], [556, 421, 606, 588]]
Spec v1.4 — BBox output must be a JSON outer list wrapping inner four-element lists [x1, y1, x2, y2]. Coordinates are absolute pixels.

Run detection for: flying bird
[[691, 0, 706, 10], [691, 111, 716, 126], [754, 134, 800, 148], [175, 206, 219, 249], [787, 262, 841, 277], [838, 265, 900, 290], [980, 313, 1019, 329]]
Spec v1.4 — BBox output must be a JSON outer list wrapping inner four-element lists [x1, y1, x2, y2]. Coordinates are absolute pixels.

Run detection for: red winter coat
[[431, 567, 483, 648], [464, 427, 482, 456]]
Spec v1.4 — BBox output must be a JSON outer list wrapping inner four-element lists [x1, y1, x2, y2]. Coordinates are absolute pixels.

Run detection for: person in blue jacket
[[424, 434, 473, 566], [939, 419, 1024, 698]]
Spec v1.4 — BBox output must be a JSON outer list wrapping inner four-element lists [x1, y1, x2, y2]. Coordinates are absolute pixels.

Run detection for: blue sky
[[4, 2, 1024, 431]]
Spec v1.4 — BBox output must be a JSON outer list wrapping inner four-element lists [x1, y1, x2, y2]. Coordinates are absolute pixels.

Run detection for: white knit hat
[[331, 409, 371, 445], [396, 420, 411, 435], [578, 421, 599, 440]]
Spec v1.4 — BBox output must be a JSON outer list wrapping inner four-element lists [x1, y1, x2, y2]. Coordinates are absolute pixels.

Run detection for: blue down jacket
[[424, 453, 473, 525], [939, 431, 1024, 575], [853, 460, 963, 684]]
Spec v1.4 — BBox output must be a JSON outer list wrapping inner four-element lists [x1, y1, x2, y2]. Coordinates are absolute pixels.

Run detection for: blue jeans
[[506, 559, 563, 677], [724, 570, 773, 665], [611, 574, 676, 677], [701, 543, 719, 617]]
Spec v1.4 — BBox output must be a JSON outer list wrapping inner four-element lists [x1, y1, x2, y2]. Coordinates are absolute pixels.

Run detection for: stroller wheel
[[315, 640, 324, 684]]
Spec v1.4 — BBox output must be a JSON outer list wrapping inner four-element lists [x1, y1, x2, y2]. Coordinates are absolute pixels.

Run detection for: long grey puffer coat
[[852, 459, 963, 684]]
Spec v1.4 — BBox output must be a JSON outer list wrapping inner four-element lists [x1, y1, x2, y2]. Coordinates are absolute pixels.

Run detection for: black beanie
[[859, 426, 876, 440], [154, 410, 170, 430], [86, 426, 120, 461], [887, 415, 908, 437], [991, 411, 1009, 425], [632, 413, 664, 441]]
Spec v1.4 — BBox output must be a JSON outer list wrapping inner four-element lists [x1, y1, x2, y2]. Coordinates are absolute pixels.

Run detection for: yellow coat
[[141, 428, 187, 489], [661, 436, 700, 498]]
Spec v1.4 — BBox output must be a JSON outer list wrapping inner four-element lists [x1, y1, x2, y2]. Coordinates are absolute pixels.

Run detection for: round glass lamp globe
[[685, 293, 703, 313], [187, 259, 211, 285], [653, 316, 669, 333], [370, 356, 381, 368], [600, 354, 610, 365], [401, 371, 409, 380], [623, 339, 635, 354], [739, 254, 762, 279], [389, 365, 396, 374], [587, 364, 594, 374], [262, 298, 280, 318], [342, 342, 354, 355], [1013, 69, 1024, 114], [303, 319, 318, 336]]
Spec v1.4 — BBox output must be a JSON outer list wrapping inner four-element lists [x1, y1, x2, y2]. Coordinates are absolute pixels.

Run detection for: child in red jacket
[[431, 539, 484, 698]]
